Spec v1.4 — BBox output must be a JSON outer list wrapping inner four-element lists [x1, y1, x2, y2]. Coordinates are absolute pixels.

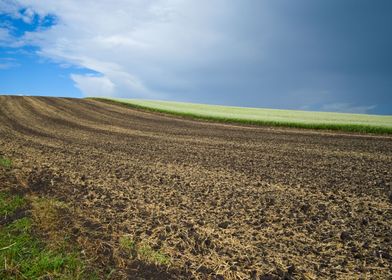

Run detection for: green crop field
[[96, 98, 392, 134]]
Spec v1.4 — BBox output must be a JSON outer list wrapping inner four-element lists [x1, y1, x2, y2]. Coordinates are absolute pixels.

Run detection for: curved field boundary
[[92, 98, 392, 134]]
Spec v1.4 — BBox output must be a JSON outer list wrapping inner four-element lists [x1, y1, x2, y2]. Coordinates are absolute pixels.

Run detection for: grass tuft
[[0, 193, 26, 217], [119, 236, 136, 251], [138, 244, 170, 266], [0, 156, 12, 169], [119, 236, 170, 266]]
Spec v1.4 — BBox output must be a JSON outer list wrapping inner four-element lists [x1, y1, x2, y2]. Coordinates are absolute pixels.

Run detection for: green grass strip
[[92, 98, 392, 134], [0, 193, 25, 217], [0, 193, 91, 280], [0, 217, 86, 279]]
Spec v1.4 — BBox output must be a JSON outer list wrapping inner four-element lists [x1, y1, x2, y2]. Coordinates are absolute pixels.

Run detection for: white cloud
[[0, 1, 19, 17], [0, 63, 11, 69], [0, 2, 36, 25], [71, 74, 115, 97], [2, 0, 258, 98], [0, 62, 18, 69], [0, 57, 19, 69], [0, 27, 11, 44], [320, 103, 376, 114]]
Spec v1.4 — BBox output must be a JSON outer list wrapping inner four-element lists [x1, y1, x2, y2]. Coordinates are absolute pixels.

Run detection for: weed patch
[[0, 156, 12, 169], [120, 236, 170, 266], [31, 197, 73, 249], [0, 217, 86, 279], [0, 190, 92, 279], [0, 193, 26, 218]]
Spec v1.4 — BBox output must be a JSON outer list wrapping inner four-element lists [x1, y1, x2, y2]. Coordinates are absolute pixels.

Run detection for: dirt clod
[[218, 221, 230, 229], [287, 264, 295, 275], [340, 231, 351, 242]]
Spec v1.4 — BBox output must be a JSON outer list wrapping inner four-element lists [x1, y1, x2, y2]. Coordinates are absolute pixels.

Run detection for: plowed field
[[0, 96, 391, 279]]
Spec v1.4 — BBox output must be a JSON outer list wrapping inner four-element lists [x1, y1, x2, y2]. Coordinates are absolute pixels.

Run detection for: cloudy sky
[[0, 0, 391, 114]]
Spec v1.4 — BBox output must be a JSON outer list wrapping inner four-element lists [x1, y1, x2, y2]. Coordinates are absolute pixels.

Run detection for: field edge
[[91, 98, 392, 135]]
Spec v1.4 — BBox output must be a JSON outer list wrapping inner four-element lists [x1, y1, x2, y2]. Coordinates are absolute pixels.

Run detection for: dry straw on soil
[[0, 96, 391, 279]]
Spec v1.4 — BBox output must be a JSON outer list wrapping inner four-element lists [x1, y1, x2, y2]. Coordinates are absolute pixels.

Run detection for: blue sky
[[0, 9, 92, 97], [0, 0, 391, 115]]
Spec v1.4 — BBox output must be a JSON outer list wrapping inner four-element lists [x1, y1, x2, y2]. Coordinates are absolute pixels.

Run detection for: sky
[[0, 0, 391, 115]]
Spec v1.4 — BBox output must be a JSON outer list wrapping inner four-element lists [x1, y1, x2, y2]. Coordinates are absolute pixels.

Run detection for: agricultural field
[[101, 98, 392, 134], [0, 95, 391, 279]]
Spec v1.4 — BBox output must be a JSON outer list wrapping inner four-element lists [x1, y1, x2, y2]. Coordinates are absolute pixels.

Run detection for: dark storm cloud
[[180, 1, 392, 114], [160, 1, 392, 114]]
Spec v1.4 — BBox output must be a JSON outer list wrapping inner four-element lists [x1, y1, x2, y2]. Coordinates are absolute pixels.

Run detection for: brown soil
[[0, 95, 391, 279]]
